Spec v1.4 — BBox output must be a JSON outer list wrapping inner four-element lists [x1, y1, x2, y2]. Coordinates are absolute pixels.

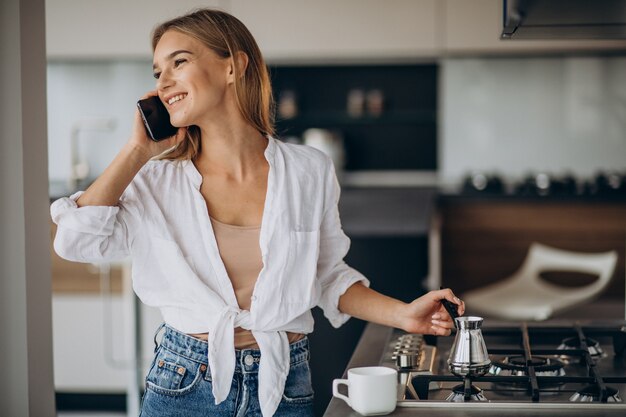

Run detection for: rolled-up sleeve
[[50, 188, 142, 263], [316, 158, 370, 328]]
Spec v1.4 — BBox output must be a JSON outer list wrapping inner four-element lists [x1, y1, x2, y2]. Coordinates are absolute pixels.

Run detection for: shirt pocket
[[282, 230, 320, 303]]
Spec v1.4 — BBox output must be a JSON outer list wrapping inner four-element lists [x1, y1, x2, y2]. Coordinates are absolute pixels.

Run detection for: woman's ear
[[227, 51, 249, 84]]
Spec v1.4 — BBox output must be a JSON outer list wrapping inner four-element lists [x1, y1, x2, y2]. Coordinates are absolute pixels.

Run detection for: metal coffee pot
[[447, 316, 491, 377]]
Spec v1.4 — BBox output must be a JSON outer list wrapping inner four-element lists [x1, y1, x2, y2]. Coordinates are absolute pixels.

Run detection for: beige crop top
[[189, 216, 303, 349]]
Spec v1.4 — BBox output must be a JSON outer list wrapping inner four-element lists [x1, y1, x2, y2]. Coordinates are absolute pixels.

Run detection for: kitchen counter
[[339, 187, 437, 237], [438, 192, 626, 204], [323, 323, 626, 417]]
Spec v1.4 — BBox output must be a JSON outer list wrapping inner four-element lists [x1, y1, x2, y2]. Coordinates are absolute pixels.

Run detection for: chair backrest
[[518, 242, 618, 295]]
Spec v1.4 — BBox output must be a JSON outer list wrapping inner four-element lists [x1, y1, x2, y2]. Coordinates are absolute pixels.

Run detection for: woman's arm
[[338, 283, 465, 336], [76, 143, 151, 207]]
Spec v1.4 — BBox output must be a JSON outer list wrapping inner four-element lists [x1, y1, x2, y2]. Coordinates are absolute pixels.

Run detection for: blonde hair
[[151, 8, 275, 161]]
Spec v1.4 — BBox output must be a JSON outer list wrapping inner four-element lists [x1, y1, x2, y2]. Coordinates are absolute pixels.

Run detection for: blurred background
[[44, 1, 626, 416]]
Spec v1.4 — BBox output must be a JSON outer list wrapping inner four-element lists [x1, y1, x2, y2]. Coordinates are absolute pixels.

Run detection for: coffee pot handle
[[332, 378, 351, 407]]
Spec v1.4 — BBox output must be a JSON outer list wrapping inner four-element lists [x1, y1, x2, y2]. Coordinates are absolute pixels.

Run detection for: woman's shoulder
[[131, 158, 189, 187], [272, 138, 331, 168], [138, 158, 184, 175]]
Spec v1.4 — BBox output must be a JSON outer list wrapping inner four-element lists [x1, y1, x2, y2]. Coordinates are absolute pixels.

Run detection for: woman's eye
[[153, 72, 161, 80], [174, 59, 186, 68]]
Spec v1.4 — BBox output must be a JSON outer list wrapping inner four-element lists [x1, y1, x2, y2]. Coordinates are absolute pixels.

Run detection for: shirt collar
[[181, 136, 277, 190], [181, 159, 202, 189]]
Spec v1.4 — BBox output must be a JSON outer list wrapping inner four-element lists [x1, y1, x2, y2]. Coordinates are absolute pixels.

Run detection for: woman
[[51, 8, 464, 417]]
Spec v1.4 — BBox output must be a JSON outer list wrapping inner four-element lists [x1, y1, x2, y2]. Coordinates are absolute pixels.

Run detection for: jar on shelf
[[277, 90, 298, 119], [366, 89, 384, 117], [347, 89, 365, 118]]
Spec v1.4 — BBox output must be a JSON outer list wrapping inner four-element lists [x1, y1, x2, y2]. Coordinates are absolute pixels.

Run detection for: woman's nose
[[156, 68, 173, 90]]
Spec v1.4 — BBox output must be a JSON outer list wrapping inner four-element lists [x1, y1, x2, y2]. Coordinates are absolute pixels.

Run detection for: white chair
[[462, 242, 618, 321]]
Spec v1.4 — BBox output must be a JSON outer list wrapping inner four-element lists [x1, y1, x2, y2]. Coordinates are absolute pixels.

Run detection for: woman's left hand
[[399, 288, 465, 336]]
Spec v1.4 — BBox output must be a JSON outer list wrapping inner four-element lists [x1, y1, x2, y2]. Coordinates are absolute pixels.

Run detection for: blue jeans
[[139, 324, 315, 417]]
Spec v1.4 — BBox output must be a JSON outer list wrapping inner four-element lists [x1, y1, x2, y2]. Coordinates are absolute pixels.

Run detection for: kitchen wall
[[440, 56, 626, 184], [47, 61, 153, 182], [48, 56, 626, 184]]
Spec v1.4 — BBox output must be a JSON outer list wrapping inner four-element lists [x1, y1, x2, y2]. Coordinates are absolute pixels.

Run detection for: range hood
[[502, 0, 626, 39]]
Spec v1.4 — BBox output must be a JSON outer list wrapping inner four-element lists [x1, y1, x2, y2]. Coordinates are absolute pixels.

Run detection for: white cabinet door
[[444, 0, 626, 55], [230, 0, 441, 62], [46, 0, 222, 59], [52, 294, 163, 391]]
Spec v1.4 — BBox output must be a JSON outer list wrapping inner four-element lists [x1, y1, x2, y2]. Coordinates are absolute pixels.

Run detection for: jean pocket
[[281, 360, 314, 404], [145, 347, 206, 396]]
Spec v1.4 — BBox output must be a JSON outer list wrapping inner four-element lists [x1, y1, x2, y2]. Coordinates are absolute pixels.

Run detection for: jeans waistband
[[156, 323, 309, 373]]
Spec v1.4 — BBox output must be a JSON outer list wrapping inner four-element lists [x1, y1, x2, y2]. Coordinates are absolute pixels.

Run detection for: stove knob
[[396, 353, 419, 369]]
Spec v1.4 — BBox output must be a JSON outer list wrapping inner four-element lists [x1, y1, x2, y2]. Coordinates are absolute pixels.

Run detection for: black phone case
[[137, 96, 178, 141]]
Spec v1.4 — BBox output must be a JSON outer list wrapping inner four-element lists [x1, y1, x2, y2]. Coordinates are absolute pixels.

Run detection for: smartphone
[[137, 96, 178, 141]]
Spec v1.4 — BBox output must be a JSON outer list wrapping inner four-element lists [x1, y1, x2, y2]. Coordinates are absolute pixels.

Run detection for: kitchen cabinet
[[45, 0, 222, 59], [444, 0, 626, 55], [52, 294, 162, 393], [230, 0, 440, 62], [46, 0, 439, 61], [46, 0, 626, 61]]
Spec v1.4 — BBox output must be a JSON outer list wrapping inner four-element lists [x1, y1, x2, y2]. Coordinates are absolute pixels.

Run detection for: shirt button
[[244, 354, 255, 366], [251, 295, 257, 301]]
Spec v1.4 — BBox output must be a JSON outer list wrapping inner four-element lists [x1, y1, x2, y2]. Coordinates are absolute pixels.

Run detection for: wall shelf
[[271, 63, 438, 171]]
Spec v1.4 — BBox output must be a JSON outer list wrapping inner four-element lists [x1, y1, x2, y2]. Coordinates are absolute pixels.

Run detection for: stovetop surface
[[381, 322, 626, 408]]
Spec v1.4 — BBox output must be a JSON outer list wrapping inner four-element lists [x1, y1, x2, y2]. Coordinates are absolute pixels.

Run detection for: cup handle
[[332, 378, 351, 407]]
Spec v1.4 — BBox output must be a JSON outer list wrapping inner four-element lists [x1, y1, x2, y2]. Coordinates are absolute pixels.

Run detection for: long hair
[[151, 9, 275, 161]]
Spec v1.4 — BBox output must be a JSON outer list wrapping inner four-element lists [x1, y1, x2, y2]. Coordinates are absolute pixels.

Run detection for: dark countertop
[[339, 187, 437, 237], [437, 191, 626, 204], [323, 322, 626, 417]]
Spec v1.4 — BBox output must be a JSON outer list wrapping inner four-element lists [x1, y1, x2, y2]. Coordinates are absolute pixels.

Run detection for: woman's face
[[152, 30, 231, 128]]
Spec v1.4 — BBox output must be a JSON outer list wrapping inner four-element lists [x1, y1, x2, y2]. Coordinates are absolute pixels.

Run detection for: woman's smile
[[166, 93, 188, 106]]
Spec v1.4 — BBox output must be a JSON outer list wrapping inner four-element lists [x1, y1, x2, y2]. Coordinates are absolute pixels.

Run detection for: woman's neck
[[194, 122, 268, 181]]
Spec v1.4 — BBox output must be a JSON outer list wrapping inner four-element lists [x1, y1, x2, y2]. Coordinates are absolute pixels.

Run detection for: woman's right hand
[[128, 90, 187, 161]]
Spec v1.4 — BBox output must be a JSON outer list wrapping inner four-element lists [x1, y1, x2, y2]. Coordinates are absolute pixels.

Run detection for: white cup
[[332, 366, 398, 416]]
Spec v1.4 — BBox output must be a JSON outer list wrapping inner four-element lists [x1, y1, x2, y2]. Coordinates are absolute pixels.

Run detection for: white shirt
[[50, 137, 369, 417]]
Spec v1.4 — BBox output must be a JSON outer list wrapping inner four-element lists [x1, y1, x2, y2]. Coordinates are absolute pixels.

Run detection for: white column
[[0, 0, 56, 415]]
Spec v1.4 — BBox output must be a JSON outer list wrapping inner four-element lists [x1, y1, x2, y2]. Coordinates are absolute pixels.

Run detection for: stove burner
[[445, 384, 488, 402], [489, 356, 566, 392], [557, 337, 606, 363], [489, 356, 566, 378], [569, 385, 622, 403]]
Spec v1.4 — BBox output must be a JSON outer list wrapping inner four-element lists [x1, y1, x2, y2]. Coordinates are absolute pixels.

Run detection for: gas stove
[[380, 322, 626, 410]]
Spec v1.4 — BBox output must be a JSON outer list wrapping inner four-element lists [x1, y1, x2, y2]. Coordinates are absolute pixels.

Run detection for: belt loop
[[153, 322, 166, 352]]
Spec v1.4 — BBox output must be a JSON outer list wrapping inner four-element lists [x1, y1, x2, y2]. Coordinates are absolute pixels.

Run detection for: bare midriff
[[188, 330, 305, 349], [189, 216, 304, 349]]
